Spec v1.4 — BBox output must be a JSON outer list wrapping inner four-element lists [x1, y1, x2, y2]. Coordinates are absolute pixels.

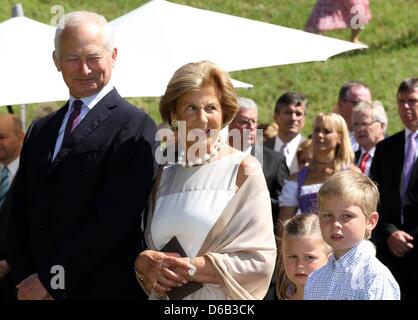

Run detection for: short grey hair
[[237, 97, 258, 111], [54, 11, 114, 58], [353, 100, 388, 133]]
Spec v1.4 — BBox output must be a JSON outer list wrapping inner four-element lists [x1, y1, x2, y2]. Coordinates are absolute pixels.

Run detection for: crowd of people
[[0, 9, 417, 301]]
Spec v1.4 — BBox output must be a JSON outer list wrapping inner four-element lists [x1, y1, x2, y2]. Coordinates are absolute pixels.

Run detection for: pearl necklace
[[177, 138, 224, 168]]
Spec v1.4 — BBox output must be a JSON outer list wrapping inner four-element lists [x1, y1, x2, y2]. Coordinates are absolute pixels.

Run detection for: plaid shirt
[[304, 240, 400, 300]]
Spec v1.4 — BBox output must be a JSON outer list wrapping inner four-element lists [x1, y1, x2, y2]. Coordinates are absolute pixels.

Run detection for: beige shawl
[[144, 164, 277, 300]]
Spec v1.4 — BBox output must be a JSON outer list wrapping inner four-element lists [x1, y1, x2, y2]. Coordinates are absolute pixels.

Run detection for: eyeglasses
[[235, 117, 257, 127], [342, 98, 364, 105], [398, 99, 418, 106], [352, 121, 379, 129]]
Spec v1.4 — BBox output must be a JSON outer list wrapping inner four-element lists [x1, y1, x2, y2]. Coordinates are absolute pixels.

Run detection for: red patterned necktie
[[359, 152, 370, 174]]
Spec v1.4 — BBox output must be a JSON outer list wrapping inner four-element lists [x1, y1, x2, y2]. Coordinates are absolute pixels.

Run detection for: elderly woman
[[134, 61, 276, 300], [278, 112, 360, 222]]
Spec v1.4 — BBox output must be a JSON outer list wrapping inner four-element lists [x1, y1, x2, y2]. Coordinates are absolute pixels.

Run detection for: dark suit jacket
[[0, 181, 13, 261], [0, 181, 16, 300], [252, 145, 289, 226], [7, 88, 158, 299], [355, 149, 361, 164], [370, 130, 418, 280]]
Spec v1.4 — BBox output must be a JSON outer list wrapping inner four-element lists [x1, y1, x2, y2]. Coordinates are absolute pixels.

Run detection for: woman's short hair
[[313, 112, 354, 171], [159, 60, 239, 128]]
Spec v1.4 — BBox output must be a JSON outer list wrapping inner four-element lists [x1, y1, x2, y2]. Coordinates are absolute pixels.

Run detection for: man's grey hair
[[237, 97, 258, 111], [353, 100, 388, 133], [54, 11, 114, 58]]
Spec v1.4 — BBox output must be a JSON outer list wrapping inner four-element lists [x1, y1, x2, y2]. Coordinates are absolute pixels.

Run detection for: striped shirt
[[304, 240, 400, 300]]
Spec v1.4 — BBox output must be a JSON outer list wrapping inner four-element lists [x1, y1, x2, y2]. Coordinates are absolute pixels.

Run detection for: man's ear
[[273, 112, 280, 125], [111, 48, 117, 67], [52, 51, 61, 72], [367, 211, 379, 233]]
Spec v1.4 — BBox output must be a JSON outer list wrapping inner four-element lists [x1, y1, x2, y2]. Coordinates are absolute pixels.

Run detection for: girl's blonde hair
[[276, 214, 331, 300], [313, 112, 354, 171]]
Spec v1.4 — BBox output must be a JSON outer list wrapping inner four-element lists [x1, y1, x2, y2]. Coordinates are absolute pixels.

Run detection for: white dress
[[150, 151, 246, 299]]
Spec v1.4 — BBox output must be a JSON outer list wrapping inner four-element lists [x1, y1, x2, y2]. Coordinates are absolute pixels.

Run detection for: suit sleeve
[[7, 121, 38, 283], [37, 114, 158, 299]]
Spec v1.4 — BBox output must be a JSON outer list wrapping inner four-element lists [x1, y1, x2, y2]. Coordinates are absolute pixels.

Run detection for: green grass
[[1, 0, 418, 136]]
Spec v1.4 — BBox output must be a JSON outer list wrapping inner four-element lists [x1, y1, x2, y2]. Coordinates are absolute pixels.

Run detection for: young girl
[[276, 214, 331, 300]]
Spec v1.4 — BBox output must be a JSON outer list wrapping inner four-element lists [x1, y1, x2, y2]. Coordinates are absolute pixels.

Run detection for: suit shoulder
[[375, 130, 404, 151], [264, 137, 276, 149]]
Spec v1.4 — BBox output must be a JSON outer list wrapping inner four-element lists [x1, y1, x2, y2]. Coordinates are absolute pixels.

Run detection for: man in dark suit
[[370, 77, 418, 300], [0, 114, 24, 300], [229, 97, 289, 229], [7, 11, 158, 300]]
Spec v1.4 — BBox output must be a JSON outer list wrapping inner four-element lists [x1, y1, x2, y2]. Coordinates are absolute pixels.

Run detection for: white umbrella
[[0, 13, 250, 107], [110, 0, 366, 96], [0, 16, 68, 107]]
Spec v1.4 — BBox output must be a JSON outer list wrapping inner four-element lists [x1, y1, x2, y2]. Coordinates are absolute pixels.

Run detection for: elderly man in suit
[[352, 100, 387, 176], [7, 11, 158, 300], [370, 77, 418, 300], [229, 97, 289, 229], [264, 92, 307, 175]]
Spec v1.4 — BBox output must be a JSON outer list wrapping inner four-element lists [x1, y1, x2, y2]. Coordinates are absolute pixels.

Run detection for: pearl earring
[[171, 119, 178, 128]]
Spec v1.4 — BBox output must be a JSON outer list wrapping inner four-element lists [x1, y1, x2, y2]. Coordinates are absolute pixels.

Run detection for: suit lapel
[[355, 149, 361, 164], [393, 131, 406, 189], [45, 89, 118, 179], [38, 104, 69, 175]]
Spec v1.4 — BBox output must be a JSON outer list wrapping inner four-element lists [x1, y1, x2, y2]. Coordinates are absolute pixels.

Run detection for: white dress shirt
[[356, 147, 375, 177], [0, 156, 19, 186], [273, 134, 302, 175]]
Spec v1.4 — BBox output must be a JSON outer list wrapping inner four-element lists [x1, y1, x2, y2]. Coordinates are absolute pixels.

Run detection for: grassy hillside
[[1, 0, 417, 135]]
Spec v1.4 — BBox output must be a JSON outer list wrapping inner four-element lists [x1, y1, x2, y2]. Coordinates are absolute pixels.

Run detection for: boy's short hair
[[318, 171, 379, 239]]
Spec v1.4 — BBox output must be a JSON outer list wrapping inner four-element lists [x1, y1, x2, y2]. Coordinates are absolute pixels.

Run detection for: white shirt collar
[[1, 156, 19, 175], [69, 82, 114, 111], [360, 146, 376, 157], [405, 128, 418, 139]]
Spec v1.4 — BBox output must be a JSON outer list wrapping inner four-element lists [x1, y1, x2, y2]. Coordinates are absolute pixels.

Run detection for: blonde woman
[[278, 113, 360, 222]]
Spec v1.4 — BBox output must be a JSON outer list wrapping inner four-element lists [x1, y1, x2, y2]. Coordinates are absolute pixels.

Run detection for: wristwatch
[[188, 257, 196, 277]]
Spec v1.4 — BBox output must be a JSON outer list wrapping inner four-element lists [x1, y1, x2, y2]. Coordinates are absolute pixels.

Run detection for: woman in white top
[[134, 61, 276, 300], [278, 113, 359, 223]]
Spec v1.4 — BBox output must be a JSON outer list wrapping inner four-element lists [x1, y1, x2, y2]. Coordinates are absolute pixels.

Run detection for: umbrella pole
[[20, 104, 26, 130]]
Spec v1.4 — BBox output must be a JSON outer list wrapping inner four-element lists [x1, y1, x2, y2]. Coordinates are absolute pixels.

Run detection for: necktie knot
[[73, 99, 83, 112], [280, 143, 287, 154]]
